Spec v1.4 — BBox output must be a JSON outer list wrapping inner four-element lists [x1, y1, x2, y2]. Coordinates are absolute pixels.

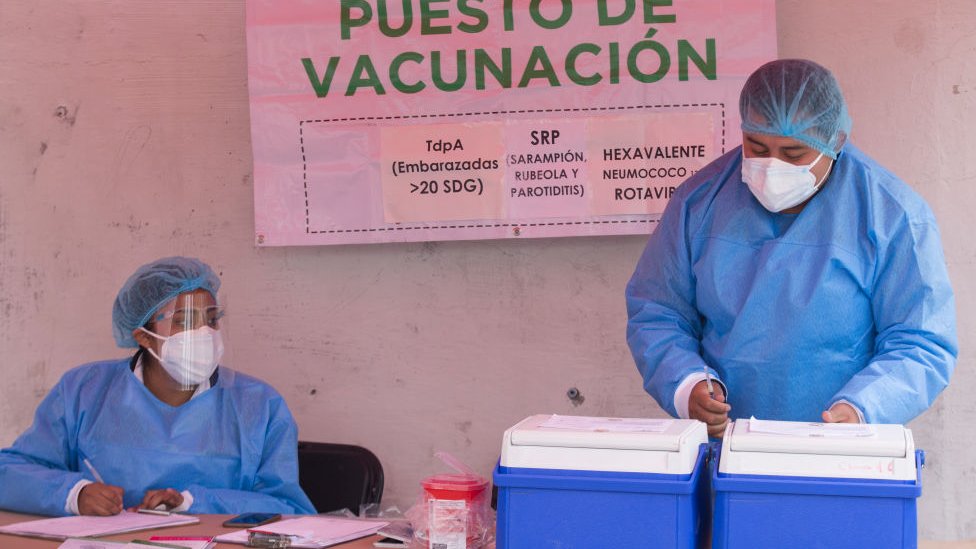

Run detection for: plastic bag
[[404, 452, 493, 549]]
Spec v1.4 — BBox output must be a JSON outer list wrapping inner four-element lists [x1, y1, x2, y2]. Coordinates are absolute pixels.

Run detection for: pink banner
[[247, 0, 777, 246]]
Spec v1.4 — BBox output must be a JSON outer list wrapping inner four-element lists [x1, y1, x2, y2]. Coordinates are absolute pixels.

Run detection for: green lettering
[[642, 0, 676, 24], [566, 43, 602, 86], [678, 39, 716, 80], [420, 0, 451, 35], [390, 52, 426, 93], [518, 46, 560, 88], [458, 0, 490, 33], [346, 55, 386, 96], [378, 0, 413, 38], [302, 57, 342, 98], [431, 49, 467, 91], [340, 0, 372, 40], [598, 0, 635, 25], [628, 40, 669, 83], [609, 42, 620, 84], [529, 0, 572, 30], [474, 48, 511, 89]]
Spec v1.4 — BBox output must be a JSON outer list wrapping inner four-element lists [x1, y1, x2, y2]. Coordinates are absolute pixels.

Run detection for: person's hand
[[689, 380, 731, 438], [78, 483, 124, 516], [822, 402, 859, 423], [137, 488, 184, 511]]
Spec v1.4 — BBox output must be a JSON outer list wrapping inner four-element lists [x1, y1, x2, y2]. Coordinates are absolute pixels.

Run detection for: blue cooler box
[[713, 418, 923, 549], [493, 414, 709, 549]]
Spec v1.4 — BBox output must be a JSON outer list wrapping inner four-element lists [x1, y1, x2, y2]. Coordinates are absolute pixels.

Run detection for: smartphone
[[373, 521, 413, 547], [373, 537, 408, 548], [222, 512, 282, 528]]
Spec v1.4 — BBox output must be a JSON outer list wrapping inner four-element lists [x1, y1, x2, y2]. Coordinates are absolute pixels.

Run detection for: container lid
[[421, 473, 488, 493], [508, 414, 701, 452], [728, 418, 909, 457]]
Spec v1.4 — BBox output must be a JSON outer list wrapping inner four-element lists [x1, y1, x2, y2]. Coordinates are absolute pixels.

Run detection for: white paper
[[0, 511, 199, 540], [540, 414, 673, 433], [214, 516, 388, 548], [57, 540, 126, 549], [749, 417, 876, 438]]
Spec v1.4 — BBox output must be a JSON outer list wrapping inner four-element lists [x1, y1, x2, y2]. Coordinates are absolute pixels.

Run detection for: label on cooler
[[428, 498, 467, 549]]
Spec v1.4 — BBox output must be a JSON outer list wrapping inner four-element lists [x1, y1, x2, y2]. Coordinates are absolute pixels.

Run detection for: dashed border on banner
[[298, 103, 725, 234]]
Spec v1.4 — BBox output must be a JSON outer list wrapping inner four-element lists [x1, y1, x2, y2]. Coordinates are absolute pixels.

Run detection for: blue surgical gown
[[626, 143, 957, 423], [0, 358, 316, 516]]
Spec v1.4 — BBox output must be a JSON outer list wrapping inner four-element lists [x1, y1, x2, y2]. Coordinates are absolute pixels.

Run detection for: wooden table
[[0, 512, 381, 548], [3, 511, 974, 548]]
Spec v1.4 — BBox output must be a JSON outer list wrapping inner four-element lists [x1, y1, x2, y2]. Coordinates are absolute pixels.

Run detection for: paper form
[[749, 417, 876, 438], [540, 415, 673, 433], [214, 516, 388, 548], [0, 511, 199, 540]]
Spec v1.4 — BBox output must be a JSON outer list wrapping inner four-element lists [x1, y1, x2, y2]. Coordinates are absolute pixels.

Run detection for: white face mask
[[741, 152, 831, 212], [141, 326, 224, 388]]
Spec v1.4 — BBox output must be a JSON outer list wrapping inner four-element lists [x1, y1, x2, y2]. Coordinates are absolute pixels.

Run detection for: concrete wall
[[1, 0, 973, 539]]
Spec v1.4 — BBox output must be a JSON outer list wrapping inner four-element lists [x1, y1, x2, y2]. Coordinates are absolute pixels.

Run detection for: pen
[[703, 366, 716, 400], [129, 541, 186, 549], [137, 508, 172, 516], [83, 458, 105, 484]]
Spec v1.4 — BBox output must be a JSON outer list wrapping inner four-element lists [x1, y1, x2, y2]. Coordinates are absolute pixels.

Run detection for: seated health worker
[[0, 256, 316, 516], [625, 59, 957, 437]]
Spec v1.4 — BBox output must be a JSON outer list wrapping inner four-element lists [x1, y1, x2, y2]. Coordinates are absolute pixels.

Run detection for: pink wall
[[1, 0, 974, 540]]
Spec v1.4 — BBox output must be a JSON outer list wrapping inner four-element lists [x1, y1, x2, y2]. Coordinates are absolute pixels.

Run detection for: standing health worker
[[0, 256, 316, 516], [625, 59, 957, 437]]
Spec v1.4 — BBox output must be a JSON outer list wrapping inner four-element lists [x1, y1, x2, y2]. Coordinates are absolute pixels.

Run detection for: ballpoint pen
[[83, 457, 105, 484]]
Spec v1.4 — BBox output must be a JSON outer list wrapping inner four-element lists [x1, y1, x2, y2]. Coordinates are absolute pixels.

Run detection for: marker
[[137, 508, 172, 516], [83, 458, 105, 484], [703, 367, 716, 400]]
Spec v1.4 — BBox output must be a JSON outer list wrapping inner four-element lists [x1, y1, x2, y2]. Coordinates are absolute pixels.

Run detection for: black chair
[[297, 441, 384, 515]]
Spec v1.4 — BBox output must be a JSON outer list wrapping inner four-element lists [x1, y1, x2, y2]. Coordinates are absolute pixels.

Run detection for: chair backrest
[[297, 441, 384, 515]]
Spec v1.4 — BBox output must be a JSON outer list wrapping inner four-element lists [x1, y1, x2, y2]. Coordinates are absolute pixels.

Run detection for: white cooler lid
[[719, 418, 917, 481], [500, 414, 708, 474], [509, 414, 700, 451], [729, 418, 908, 457]]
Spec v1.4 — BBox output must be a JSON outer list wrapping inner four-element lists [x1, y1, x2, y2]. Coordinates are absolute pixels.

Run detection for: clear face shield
[[141, 289, 229, 391]]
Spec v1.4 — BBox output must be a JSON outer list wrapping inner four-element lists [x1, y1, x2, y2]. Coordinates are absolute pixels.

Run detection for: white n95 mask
[[141, 326, 224, 388], [741, 152, 831, 212]]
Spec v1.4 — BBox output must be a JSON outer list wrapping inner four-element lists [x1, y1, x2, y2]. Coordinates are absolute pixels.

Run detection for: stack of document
[[215, 516, 389, 548], [0, 511, 200, 541], [58, 538, 214, 549]]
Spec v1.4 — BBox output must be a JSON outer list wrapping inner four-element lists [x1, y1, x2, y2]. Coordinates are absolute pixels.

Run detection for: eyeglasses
[[150, 306, 225, 332]]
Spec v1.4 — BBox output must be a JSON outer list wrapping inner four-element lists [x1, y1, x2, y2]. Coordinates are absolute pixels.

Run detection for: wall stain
[[456, 420, 473, 447], [893, 19, 926, 55], [108, 214, 147, 234], [54, 104, 79, 127]]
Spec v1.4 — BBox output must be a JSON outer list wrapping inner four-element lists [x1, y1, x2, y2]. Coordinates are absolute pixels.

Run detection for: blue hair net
[[112, 256, 221, 348], [740, 59, 852, 159]]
